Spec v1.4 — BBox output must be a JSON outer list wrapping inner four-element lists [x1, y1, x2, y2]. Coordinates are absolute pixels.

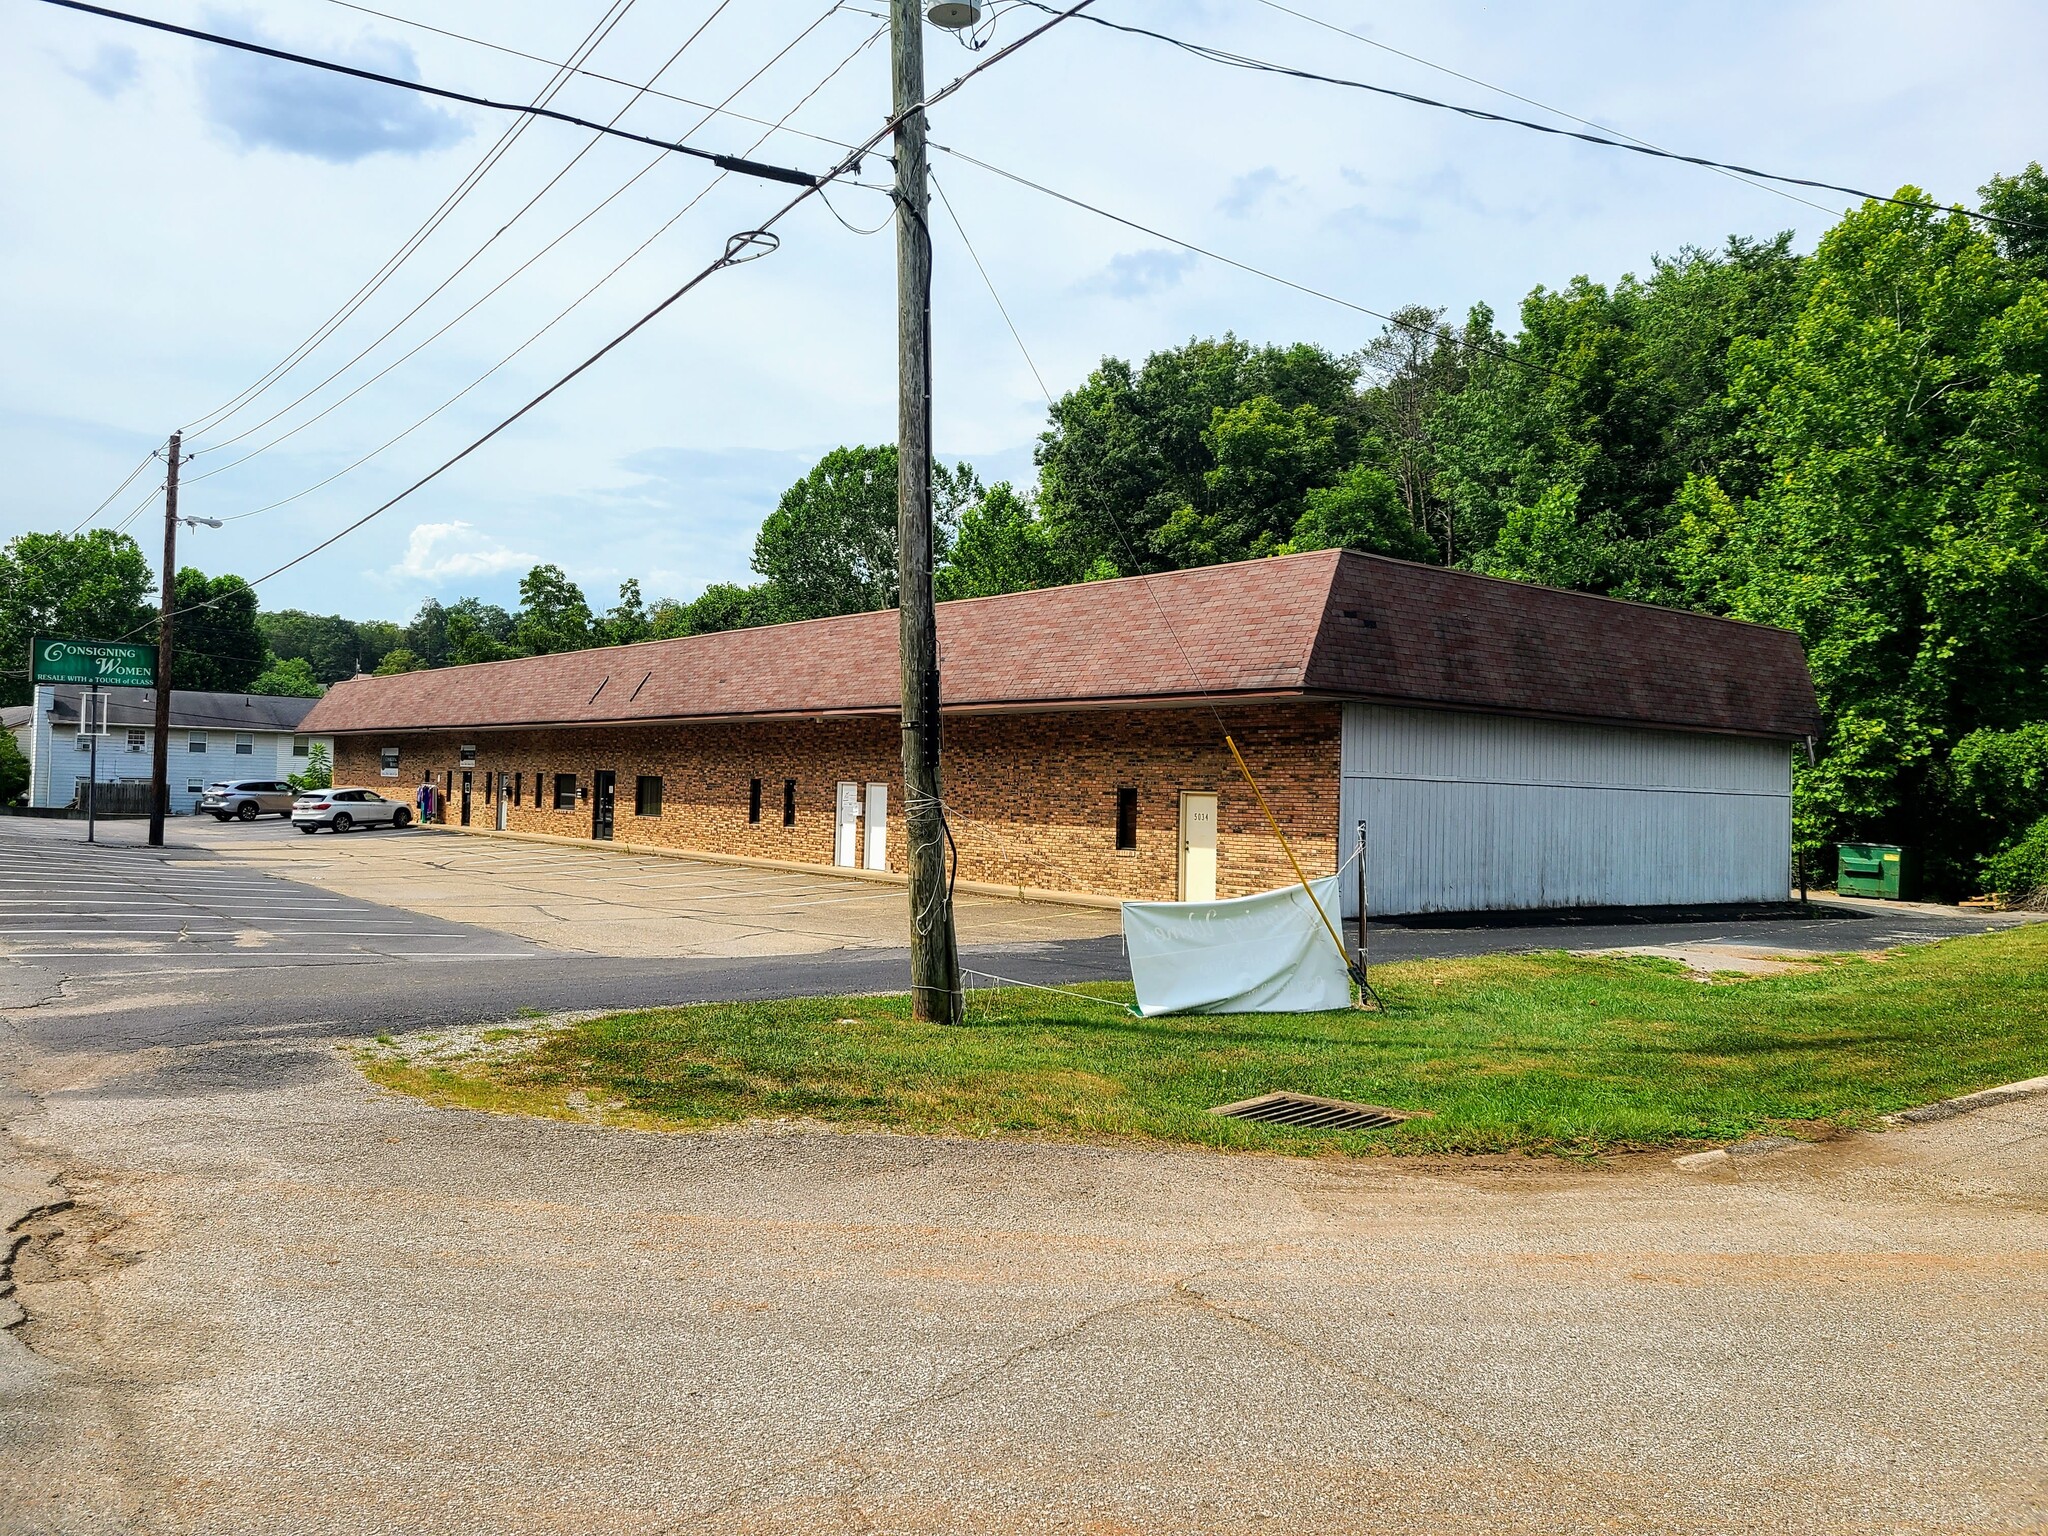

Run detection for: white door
[[1179, 791, 1218, 902], [495, 773, 508, 830], [862, 782, 889, 870], [834, 781, 860, 867]]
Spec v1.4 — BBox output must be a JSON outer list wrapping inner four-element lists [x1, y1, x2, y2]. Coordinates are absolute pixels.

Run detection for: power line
[[214, 18, 890, 525], [68, 449, 158, 535], [180, 0, 645, 441], [183, 0, 787, 477], [1248, 0, 1840, 223], [314, 0, 861, 154], [930, 172, 1051, 406], [1019, 0, 2043, 235], [192, 1, 1097, 601], [36, 0, 822, 186], [931, 140, 1576, 386]]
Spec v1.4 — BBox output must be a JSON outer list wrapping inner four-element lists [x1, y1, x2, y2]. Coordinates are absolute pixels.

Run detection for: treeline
[[6, 169, 2043, 894]]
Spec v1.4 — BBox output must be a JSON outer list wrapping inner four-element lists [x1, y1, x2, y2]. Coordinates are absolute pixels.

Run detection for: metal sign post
[[1355, 818, 1384, 1011], [84, 686, 104, 844]]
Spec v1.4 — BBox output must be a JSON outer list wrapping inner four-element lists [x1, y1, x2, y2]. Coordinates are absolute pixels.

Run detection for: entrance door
[[1179, 791, 1218, 902], [495, 773, 508, 830], [834, 781, 860, 867], [862, 782, 889, 870], [592, 771, 616, 841], [460, 771, 473, 827]]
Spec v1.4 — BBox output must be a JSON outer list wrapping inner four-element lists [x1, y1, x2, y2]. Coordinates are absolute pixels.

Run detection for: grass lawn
[[357, 923, 2048, 1157]]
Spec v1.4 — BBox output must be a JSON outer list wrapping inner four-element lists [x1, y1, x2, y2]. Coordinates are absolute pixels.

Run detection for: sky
[[4, 0, 2045, 625]]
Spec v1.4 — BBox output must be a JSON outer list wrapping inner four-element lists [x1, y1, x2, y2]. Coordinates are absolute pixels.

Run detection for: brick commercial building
[[299, 550, 1820, 916]]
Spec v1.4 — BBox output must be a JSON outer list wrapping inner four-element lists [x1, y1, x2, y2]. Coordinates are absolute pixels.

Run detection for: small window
[[75, 731, 92, 753], [782, 778, 796, 827], [513, 772, 522, 807], [380, 746, 400, 773], [235, 732, 254, 755], [636, 776, 663, 817], [186, 779, 203, 795], [459, 744, 477, 767], [748, 778, 762, 823], [188, 732, 206, 753], [444, 770, 452, 796], [292, 735, 310, 757], [554, 773, 577, 810], [484, 774, 493, 804], [1115, 786, 1138, 850], [126, 728, 146, 752]]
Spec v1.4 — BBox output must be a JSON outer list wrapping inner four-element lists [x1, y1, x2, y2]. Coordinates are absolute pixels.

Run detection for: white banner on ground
[[1122, 876, 1353, 1017]]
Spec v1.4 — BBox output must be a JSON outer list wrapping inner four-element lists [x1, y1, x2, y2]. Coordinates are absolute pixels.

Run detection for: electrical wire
[[313, 0, 862, 154], [180, 0, 643, 441], [930, 171, 1050, 405], [108, 478, 165, 535], [215, 19, 889, 525], [34, 0, 821, 186], [120, 0, 1100, 633], [930, 140, 1571, 386], [1018, 0, 2043, 235], [68, 449, 158, 535], [1249, 0, 1841, 222], [182, 0, 801, 477]]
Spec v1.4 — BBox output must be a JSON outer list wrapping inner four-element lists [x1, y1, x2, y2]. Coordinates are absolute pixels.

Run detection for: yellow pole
[[1224, 734, 1353, 974]]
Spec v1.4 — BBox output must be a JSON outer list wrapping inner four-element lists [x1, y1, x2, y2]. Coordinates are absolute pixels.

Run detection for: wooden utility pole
[[892, 0, 960, 1023], [147, 432, 181, 848]]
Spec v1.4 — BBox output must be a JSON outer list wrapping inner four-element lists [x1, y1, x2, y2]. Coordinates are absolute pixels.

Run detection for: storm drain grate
[[1209, 1092, 1429, 1131]]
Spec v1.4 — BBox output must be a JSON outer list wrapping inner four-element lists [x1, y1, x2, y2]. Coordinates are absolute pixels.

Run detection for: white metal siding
[[1339, 704, 1792, 916]]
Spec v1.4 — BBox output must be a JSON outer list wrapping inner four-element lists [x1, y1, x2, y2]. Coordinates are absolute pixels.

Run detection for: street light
[[180, 515, 223, 529], [927, 3, 980, 28]]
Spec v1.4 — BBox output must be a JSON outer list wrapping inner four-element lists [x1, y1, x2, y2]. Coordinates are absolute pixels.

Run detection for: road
[[3, 815, 2043, 1533]]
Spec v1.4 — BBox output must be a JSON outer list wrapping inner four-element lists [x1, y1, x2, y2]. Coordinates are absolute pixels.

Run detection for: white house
[[23, 685, 329, 815]]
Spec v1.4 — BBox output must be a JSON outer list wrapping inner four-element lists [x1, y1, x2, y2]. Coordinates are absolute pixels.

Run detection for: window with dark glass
[[513, 772, 522, 807], [1114, 786, 1138, 850], [636, 776, 663, 817], [748, 778, 762, 823], [554, 773, 577, 810], [379, 746, 400, 773], [782, 778, 796, 827]]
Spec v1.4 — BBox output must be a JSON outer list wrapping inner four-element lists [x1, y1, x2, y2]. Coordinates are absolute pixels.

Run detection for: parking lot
[[0, 817, 537, 975], [171, 814, 1125, 959]]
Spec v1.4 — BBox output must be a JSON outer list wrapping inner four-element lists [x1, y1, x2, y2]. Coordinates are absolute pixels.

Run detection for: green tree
[[446, 598, 521, 665], [258, 609, 400, 683], [248, 655, 324, 697], [752, 445, 979, 620], [597, 579, 652, 646], [0, 529, 153, 707], [372, 647, 424, 675], [1978, 162, 2048, 283], [512, 564, 593, 654], [288, 741, 332, 793], [938, 483, 1070, 600], [1036, 336, 1358, 577], [1285, 464, 1438, 562], [170, 568, 264, 692], [1354, 305, 1471, 559], [0, 729, 28, 804], [671, 581, 783, 635], [404, 599, 450, 668], [1689, 191, 2048, 887]]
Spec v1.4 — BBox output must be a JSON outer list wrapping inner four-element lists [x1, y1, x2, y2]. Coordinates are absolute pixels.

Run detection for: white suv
[[292, 787, 413, 834]]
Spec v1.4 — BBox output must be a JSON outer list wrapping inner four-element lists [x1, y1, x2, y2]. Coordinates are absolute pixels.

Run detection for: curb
[[1674, 1073, 2048, 1168], [1884, 1073, 2048, 1126]]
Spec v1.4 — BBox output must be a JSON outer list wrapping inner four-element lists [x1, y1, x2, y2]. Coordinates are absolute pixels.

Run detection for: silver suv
[[198, 780, 297, 821]]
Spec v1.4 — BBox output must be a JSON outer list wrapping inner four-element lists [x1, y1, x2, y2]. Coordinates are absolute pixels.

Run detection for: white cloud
[[391, 521, 536, 584]]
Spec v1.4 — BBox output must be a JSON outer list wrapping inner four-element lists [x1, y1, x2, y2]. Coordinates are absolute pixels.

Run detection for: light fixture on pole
[[927, 3, 980, 28]]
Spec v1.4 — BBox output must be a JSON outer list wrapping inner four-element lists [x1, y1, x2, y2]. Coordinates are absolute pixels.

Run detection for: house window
[[75, 731, 92, 753], [459, 744, 477, 767], [748, 778, 762, 823], [1115, 786, 1138, 851], [186, 778, 204, 795], [636, 776, 663, 817], [188, 732, 206, 753], [483, 774, 493, 805], [513, 772, 522, 807], [235, 733, 254, 755], [126, 728, 146, 752], [291, 735, 309, 757], [380, 747, 400, 773], [782, 778, 796, 827], [553, 774, 577, 810]]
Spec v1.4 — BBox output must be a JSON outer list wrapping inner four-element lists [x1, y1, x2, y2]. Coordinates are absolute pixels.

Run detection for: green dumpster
[[1838, 843, 1909, 900]]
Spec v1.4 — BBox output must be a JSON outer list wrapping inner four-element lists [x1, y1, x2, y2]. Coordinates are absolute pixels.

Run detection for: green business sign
[[30, 636, 158, 688]]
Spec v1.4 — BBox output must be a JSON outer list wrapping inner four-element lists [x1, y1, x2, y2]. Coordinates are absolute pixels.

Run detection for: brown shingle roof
[[301, 550, 1819, 739]]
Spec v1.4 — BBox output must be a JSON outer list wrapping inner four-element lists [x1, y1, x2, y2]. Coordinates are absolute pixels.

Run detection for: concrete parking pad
[[173, 817, 1124, 958]]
